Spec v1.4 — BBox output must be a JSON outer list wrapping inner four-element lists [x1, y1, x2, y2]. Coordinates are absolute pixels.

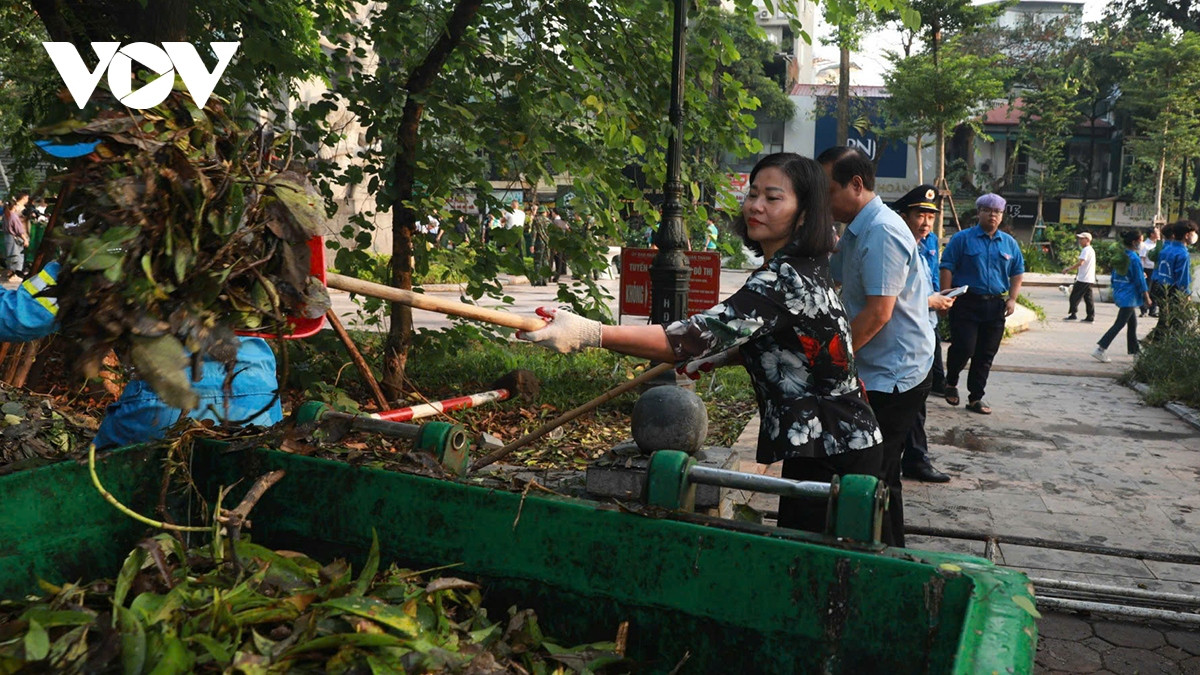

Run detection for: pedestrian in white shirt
[[503, 200, 525, 229], [1138, 225, 1160, 317], [1062, 231, 1096, 322]]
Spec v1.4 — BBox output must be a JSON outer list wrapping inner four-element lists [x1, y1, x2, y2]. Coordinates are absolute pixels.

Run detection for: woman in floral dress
[[519, 153, 883, 535]]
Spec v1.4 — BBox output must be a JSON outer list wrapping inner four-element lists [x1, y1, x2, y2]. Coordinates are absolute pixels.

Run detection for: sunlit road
[[326, 252, 755, 334]]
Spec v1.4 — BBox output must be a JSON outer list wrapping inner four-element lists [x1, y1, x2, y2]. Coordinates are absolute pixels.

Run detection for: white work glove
[[518, 306, 603, 354], [676, 348, 739, 380]]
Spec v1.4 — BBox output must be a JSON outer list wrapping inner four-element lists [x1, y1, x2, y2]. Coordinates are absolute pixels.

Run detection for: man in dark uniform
[[939, 193, 1025, 415], [893, 184, 951, 482]]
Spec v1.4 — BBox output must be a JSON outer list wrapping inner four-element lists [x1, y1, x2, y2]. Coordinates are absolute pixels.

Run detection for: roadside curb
[[1128, 381, 1200, 433]]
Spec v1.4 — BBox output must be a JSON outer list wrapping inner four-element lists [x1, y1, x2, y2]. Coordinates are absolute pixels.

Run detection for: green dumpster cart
[[0, 443, 1037, 673]]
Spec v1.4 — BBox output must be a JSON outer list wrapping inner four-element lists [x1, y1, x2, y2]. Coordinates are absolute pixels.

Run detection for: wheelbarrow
[[1, 441, 1039, 673]]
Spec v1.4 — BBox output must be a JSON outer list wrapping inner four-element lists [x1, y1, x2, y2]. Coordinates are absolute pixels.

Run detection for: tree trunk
[[1153, 143, 1167, 222], [1178, 156, 1188, 220], [1077, 99, 1100, 228], [932, 24, 944, 241], [381, 0, 484, 398], [914, 133, 923, 184], [837, 44, 850, 145], [1192, 157, 1200, 207], [935, 123, 945, 241]]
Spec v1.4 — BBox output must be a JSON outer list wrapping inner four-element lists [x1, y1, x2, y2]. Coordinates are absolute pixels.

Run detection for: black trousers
[[1097, 307, 1139, 354], [945, 294, 1007, 402], [866, 372, 932, 549], [1146, 283, 1187, 343], [1068, 281, 1094, 319], [778, 444, 886, 538], [1141, 269, 1156, 314], [903, 335, 943, 470], [901, 400, 932, 471]]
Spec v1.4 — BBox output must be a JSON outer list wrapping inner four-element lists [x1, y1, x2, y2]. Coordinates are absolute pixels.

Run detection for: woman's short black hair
[[1120, 229, 1142, 248], [732, 152, 836, 259]]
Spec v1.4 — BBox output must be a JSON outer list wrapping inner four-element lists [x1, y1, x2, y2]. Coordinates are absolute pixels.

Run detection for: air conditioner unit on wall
[[758, 10, 771, 19]]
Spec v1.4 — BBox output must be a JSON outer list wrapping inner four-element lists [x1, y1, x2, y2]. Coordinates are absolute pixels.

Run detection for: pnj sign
[[42, 42, 239, 110]]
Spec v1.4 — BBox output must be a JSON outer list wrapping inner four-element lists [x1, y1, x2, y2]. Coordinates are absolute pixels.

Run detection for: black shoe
[[903, 464, 951, 483], [1082, 317, 1094, 323], [1063, 315, 1077, 321], [1149, 309, 1158, 318]]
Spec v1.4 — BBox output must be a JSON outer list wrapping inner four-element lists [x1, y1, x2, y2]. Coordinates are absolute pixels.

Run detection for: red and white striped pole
[[375, 388, 511, 422]]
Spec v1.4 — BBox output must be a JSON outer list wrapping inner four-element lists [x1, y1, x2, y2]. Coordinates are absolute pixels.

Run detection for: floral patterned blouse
[[664, 245, 882, 464]]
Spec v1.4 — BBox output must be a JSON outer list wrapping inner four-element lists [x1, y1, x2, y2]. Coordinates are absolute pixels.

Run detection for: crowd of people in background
[[2, 192, 49, 283]]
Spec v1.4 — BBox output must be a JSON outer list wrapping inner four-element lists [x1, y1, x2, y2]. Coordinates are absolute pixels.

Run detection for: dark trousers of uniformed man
[[902, 336, 943, 472], [945, 293, 1007, 403]]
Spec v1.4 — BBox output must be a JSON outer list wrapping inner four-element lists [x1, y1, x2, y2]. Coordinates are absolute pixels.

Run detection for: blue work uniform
[[1098, 249, 1149, 354], [938, 225, 1025, 404], [0, 262, 281, 448], [0, 263, 60, 342], [93, 337, 282, 448], [1150, 241, 1192, 291], [939, 225, 1025, 295], [920, 232, 940, 292], [1111, 250, 1149, 309], [1147, 240, 1194, 342]]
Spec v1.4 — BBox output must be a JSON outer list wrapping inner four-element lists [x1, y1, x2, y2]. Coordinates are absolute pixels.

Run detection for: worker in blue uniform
[[0, 262, 282, 448], [892, 185, 951, 483], [1145, 219, 1197, 344], [939, 193, 1025, 415]]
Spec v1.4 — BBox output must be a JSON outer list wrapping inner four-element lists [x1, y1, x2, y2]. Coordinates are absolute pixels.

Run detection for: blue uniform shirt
[[0, 262, 59, 342], [1110, 249, 1148, 308], [920, 232, 940, 291], [940, 225, 1025, 295], [93, 337, 283, 448], [830, 196, 934, 393], [1150, 241, 1192, 291]]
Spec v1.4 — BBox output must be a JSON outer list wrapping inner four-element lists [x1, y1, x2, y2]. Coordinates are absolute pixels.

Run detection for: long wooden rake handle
[[326, 272, 546, 332]]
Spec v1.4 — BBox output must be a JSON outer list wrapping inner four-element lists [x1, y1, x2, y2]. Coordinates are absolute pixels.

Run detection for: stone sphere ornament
[[631, 385, 708, 455]]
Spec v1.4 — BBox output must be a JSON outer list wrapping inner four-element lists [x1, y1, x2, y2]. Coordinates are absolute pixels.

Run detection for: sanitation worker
[[518, 153, 885, 539], [0, 262, 282, 448]]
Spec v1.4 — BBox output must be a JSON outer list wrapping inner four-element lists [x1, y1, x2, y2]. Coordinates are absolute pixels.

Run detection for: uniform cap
[[892, 184, 939, 213]]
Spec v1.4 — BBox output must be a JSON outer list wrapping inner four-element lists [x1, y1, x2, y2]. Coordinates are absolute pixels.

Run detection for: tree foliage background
[[1, 0, 905, 399]]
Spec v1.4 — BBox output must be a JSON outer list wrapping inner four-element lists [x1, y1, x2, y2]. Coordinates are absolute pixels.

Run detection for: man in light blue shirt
[[821, 146, 935, 549]]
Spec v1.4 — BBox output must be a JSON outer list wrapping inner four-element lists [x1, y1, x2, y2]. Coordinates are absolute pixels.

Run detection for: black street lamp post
[[649, 0, 690, 329]]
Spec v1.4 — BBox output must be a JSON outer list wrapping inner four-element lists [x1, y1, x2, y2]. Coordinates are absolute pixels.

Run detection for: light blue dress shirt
[[830, 196, 935, 394]]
